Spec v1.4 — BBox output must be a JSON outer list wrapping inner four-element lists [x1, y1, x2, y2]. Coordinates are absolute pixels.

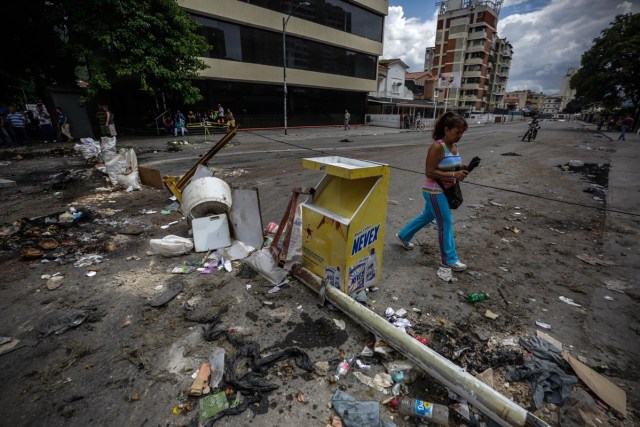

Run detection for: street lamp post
[[283, 2, 310, 135]]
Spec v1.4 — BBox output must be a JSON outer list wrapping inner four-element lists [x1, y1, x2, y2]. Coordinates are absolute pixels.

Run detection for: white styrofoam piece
[[192, 214, 231, 252]]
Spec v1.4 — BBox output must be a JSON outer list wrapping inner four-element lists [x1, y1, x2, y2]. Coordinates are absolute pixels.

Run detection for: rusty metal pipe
[[292, 265, 550, 427]]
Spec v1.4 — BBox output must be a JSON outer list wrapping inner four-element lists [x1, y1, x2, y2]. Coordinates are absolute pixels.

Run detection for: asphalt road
[[0, 120, 638, 426]]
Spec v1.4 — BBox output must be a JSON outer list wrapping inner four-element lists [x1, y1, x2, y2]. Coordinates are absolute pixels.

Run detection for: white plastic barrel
[[181, 177, 232, 221]]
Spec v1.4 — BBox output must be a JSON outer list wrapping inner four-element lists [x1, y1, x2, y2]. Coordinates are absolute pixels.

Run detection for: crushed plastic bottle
[[391, 397, 449, 425], [467, 292, 488, 303], [332, 354, 354, 381]]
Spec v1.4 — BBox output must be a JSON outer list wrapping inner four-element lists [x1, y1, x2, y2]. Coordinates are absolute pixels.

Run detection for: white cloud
[[383, 0, 639, 94], [382, 6, 439, 72], [498, 0, 640, 93]]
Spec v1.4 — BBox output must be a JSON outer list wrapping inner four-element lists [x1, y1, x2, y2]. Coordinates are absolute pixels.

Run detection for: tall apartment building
[[430, 0, 510, 112], [559, 67, 577, 112], [424, 47, 435, 72], [177, 0, 388, 126]]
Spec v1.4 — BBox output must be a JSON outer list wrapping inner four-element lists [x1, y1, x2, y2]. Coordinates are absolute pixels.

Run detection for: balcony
[[462, 70, 483, 78], [466, 44, 486, 53], [460, 82, 480, 90], [468, 31, 487, 40], [465, 57, 485, 65]]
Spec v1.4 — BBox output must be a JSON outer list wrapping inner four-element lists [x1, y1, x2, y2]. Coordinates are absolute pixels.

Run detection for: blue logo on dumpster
[[351, 224, 380, 256]]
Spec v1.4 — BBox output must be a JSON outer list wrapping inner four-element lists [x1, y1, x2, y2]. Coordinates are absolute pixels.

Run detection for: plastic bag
[[243, 248, 287, 284], [74, 138, 101, 160], [100, 136, 117, 164], [117, 148, 141, 190], [105, 149, 127, 185], [149, 235, 194, 257]]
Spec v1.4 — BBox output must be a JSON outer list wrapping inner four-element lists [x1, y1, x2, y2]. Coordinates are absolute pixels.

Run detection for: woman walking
[[395, 112, 473, 271]]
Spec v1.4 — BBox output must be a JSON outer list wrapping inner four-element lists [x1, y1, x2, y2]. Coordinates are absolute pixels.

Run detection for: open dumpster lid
[[302, 156, 388, 180]]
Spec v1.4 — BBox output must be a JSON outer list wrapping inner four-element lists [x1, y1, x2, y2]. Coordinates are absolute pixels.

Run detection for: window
[[237, 0, 384, 42], [192, 15, 377, 80]]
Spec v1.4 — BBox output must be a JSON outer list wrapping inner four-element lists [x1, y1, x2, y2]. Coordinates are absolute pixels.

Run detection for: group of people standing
[[0, 104, 74, 147], [162, 104, 236, 137]]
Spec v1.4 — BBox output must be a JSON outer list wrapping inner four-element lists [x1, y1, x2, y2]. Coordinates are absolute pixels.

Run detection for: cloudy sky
[[384, 0, 639, 94]]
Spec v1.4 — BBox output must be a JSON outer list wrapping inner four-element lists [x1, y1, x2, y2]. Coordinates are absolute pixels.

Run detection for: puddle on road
[[274, 312, 348, 351], [559, 162, 610, 187]]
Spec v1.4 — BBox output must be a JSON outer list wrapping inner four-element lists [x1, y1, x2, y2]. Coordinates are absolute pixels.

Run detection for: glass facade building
[[179, 0, 387, 127]]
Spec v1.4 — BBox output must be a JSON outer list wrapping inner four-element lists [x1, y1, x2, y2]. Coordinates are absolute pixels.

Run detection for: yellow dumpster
[[301, 156, 390, 295]]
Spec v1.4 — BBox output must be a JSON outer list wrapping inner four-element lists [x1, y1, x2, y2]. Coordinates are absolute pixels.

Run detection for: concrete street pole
[[292, 265, 551, 427], [283, 2, 310, 136]]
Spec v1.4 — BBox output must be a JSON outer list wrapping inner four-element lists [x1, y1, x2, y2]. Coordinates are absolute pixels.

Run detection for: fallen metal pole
[[292, 265, 550, 427]]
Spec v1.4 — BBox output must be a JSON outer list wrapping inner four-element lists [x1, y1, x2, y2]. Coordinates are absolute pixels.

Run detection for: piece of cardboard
[[138, 166, 165, 190], [563, 351, 626, 417]]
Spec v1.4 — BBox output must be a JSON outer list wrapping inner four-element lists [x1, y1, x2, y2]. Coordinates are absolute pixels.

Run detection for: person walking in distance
[[344, 110, 351, 130], [104, 105, 117, 136], [618, 115, 634, 141], [0, 113, 14, 146], [6, 104, 30, 146], [395, 112, 473, 272], [55, 106, 73, 142], [162, 114, 174, 135], [174, 110, 186, 137], [35, 104, 55, 143]]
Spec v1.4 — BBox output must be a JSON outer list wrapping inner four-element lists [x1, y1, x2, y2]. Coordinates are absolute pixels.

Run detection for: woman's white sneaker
[[395, 233, 414, 250], [443, 261, 467, 271]]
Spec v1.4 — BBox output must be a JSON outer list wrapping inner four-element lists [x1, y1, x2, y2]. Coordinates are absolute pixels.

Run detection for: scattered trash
[[604, 295, 614, 301], [353, 371, 392, 392], [484, 310, 499, 320], [160, 220, 180, 229], [74, 254, 104, 268], [243, 248, 287, 285], [559, 296, 581, 307], [218, 240, 255, 261], [489, 200, 505, 207], [563, 351, 627, 417], [549, 227, 565, 234], [505, 336, 578, 409], [535, 321, 552, 330], [85, 271, 97, 277], [168, 266, 194, 274], [314, 361, 330, 376], [189, 362, 211, 396], [436, 267, 454, 282], [505, 226, 520, 234], [46, 275, 65, 290], [39, 309, 89, 337], [536, 330, 563, 351], [331, 390, 395, 427], [333, 319, 346, 330], [332, 354, 355, 382], [149, 283, 183, 307], [576, 254, 616, 266], [149, 235, 193, 257], [475, 367, 494, 388], [198, 391, 229, 423], [467, 292, 488, 303], [355, 359, 371, 371], [384, 308, 412, 329], [604, 279, 629, 293], [360, 346, 374, 357], [390, 396, 449, 425]]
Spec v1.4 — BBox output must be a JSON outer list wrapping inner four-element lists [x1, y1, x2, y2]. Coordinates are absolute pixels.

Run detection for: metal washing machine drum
[[181, 177, 232, 223]]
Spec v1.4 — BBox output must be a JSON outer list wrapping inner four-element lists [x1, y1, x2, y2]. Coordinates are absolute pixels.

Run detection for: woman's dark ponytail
[[432, 112, 468, 140]]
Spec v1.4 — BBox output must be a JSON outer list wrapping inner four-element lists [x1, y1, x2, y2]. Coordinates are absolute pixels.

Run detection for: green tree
[[570, 13, 640, 127], [1, 0, 209, 105]]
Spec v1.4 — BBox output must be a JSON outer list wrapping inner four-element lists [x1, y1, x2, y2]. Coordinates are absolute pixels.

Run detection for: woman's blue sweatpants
[[397, 191, 458, 264]]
